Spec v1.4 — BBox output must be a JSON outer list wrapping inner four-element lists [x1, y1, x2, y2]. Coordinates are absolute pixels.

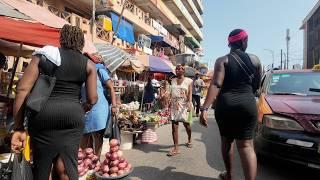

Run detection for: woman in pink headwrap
[[200, 29, 262, 180]]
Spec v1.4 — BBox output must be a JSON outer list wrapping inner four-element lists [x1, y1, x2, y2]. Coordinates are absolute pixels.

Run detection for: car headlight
[[263, 115, 304, 131], [314, 121, 320, 129]]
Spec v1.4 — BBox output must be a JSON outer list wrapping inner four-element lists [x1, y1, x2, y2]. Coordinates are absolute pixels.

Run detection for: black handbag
[[26, 55, 58, 112]]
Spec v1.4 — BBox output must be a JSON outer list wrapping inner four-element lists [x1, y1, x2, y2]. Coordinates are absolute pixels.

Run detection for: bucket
[[120, 132, 133, 150]]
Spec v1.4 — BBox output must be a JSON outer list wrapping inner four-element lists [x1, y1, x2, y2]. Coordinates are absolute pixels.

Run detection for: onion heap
[[77, 148, 101, 177], [98, 139, 132, 177]]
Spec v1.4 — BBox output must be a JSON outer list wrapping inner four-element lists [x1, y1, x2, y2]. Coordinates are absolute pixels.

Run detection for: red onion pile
[[98, 139, 132, 177], [77, 148, 101, 177]]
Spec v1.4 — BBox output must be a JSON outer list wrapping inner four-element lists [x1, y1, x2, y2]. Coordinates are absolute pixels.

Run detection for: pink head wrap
[[228, 30, 248, 44]]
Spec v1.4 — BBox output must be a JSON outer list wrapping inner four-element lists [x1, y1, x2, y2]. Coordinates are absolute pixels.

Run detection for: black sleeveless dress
[[28, 48, 88, 180], [215, 51, 257, 140]]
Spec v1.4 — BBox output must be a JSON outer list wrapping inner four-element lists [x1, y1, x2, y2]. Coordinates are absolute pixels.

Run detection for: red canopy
[[0, 16, 60, 47]]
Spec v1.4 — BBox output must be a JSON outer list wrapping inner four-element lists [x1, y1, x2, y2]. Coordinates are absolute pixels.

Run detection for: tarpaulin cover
[[110, 12, 135, 45], [95, 43, 144, 73], [2, 0, 97, 53], [137, 55, 175, 73], [0, 0, 30, 20], [0, 16, 60, 47]]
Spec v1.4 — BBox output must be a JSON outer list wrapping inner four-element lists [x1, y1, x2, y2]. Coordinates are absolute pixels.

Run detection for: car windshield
[[267, 72, 320, 96]]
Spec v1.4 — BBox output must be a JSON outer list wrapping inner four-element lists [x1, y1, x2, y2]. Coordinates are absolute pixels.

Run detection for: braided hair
[[60, 24, 85, 52]]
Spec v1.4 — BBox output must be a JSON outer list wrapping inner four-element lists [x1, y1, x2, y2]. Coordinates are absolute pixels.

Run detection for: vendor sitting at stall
[[143, 76, 156, 111], [0, 52, 7, 79]]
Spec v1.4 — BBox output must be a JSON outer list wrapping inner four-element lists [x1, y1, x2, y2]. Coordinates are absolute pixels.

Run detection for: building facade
[[27, 0, 204, 62], [301, 1, 320, 69]]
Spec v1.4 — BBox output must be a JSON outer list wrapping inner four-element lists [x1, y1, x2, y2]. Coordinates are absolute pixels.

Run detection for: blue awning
[[150, 35, 179, 49], [110, 12, 135, 45]]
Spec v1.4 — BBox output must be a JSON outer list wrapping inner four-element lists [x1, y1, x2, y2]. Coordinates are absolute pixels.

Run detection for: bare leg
[[53, 156, 69, 180], [168, 121, 180, 156], [91, 130, 104, 157], [236, 139, 257, 180], [221, 136, 235, 180], [80, 133, 92, 150], [183, 122, 192, 144]]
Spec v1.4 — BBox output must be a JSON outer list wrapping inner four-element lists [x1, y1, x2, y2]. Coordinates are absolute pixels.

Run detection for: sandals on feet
[[185, 143, 193, 148], [167, 149, 180, 157], [219, 171, 230, 180]]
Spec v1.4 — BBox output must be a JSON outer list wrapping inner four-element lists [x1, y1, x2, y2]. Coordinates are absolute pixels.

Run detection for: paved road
[[122, 111, 320, 180]]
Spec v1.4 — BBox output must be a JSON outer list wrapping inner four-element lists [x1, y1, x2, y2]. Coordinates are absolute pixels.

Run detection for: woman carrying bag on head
[[80, 55, 118, 158], [11, 25, 98, 180]]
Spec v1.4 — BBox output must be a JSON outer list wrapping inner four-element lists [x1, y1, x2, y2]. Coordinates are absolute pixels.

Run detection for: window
[[268, 73, 320, 96]]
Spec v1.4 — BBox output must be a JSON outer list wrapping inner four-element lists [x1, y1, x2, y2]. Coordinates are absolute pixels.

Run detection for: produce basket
[[95, 167, 133, 180]]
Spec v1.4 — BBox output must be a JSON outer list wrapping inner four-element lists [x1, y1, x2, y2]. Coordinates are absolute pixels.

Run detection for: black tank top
[[220, 52, 256, 94], [50, 48, 88, 101]]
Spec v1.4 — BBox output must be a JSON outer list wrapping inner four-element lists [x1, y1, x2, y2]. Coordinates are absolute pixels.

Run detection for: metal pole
[[280, 49, 283, 70], [264, 49, 274, 69], [140, 71, 147, 112], [286, 29, 290, 69], [91, 0, 96, 42], [7, 43, 23, 98], [112, 0, 128, 44]]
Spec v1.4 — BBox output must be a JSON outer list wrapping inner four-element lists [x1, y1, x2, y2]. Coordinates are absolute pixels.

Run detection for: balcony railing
[[96, 25, 113, 43], [48, 5, 72, 23]]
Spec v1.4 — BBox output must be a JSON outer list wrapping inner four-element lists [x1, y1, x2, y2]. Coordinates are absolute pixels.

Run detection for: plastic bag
[[11, 153, 33, 180], [188, 111, 193, 125], [110, 115, 121, 143]]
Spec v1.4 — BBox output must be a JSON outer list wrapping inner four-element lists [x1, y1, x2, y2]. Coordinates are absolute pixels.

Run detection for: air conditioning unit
[[138, 34, 151, 48]]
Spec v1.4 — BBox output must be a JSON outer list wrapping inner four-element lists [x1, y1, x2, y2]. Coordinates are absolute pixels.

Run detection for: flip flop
[[185, 143, 193, 148], [167, 149, 180, 157], [218, 171, 229, 180]]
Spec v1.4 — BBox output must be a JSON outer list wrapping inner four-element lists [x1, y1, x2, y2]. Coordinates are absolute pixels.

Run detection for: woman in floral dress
[[167, 64, 193, 156]]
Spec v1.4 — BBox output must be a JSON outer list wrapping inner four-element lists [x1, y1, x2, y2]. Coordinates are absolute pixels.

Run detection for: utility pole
[[286, 29, 290, 69], [264, 49, 274, 68], [280, 49, 283, 69]]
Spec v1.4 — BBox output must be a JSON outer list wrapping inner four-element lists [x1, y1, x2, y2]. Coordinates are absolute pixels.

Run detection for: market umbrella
[[137, 55, 175, 73], [95, 43, 144, 73]]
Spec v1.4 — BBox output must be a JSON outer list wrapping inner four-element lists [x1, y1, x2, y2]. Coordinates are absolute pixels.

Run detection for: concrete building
[[25, 0, 204, 62], [301, 1, 320, 69]]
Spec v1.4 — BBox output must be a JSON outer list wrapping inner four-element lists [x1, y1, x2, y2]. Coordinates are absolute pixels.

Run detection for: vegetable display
[[97, 139, 133, 178], [77, 148, 101, 177]]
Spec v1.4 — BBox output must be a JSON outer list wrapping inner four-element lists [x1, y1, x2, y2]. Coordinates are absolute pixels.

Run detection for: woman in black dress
[[11, 25, 98, 180], [200, 29, 262, 180]]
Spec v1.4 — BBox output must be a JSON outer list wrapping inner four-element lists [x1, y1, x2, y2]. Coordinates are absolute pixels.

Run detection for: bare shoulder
[[247, 53, 261, 67], [216, 55, 228, 64]]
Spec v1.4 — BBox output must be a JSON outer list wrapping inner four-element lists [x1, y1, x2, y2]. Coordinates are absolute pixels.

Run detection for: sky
[[201, 0, 318, 69]]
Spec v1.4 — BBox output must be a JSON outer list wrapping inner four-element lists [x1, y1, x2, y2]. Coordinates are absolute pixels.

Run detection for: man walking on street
[[192, 72, 205, 117]]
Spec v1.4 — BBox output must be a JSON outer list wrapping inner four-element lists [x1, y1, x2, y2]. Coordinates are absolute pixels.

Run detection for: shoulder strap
[[230, 52, 254, 82], [97, 69, 104, 84]]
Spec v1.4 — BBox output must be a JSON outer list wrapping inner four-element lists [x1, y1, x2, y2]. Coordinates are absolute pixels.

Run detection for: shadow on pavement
[[191, 115, 225, 172], [191, 112, 320, 180], [127, 166, 219, 180], [133, 143, 173, 154]]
